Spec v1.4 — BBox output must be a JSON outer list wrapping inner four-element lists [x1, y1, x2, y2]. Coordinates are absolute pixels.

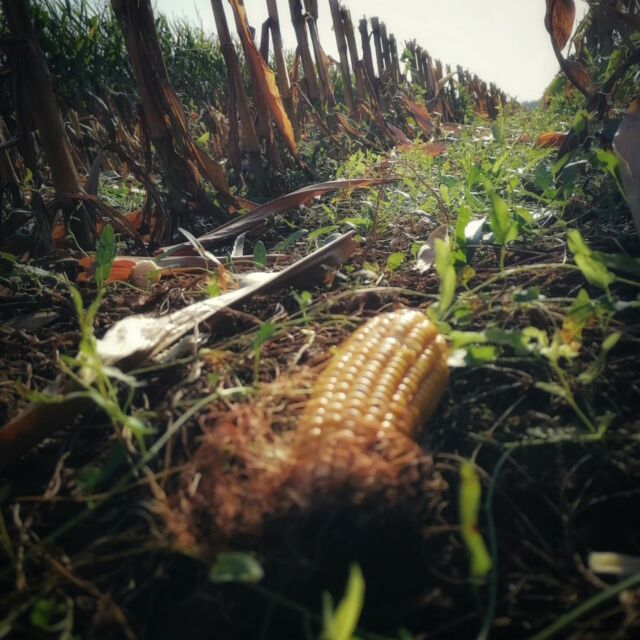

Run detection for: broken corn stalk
[[297, 309, 449, 450]]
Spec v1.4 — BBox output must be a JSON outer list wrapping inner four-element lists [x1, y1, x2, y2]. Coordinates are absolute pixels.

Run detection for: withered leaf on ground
[[75, 253, 287, 283], [162, 177, 395, 253], [545, 0, 576, 50], [0, 232, 356, 471]]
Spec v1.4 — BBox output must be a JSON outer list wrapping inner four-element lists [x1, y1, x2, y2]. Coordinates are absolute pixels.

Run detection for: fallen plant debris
[[0, 1, 640, 639], [0, 231, 356, 471]]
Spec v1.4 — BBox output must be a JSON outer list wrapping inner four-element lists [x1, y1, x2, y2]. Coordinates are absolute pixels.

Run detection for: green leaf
[[534, 162, 554, 191], [342, 217, 371, 229], [459, 461, 492, 580], [275, 229, 307, 252], [75, 443, 127, 496], [0, 252, 16, 264], [439, 183, 451, 206], [95, 224, 116, 288], [466, 344, 499, 365], [574, 255, 616, 289], [321, 564, 365, 640], [488, 190, 518, 246], [308, 225, 338, 241], [433, 238, 456, 317], [572, 109, 589, 135], [292, 289, 312, 311], [563, 289, 596, 341], [578, 331, 621, 385], [484, 328, 533, 355], [29, 598, 68, 632], [209, 552, 264, 583], [253, 241, 267, 268], [593, 148, 618, 175], [195, 131, 210, 146], [253, 322, 276, 351], [567, 230, 615, 289], [566, 229, 591, 257], [454, 205, 472, 263], [491, 123, 505, 144], [595, 252, 640, 278], [450, 331, 487, 349], [385, 251, 405, 272]]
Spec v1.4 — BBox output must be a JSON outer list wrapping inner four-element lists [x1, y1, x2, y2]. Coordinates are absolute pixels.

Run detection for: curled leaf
[[415, 225, 449, 274], [545, 0, 576, 50], [564, 60, 592, 93], [0, 233, 357, 470], [536, 131, 568, 149], [228, 0, 297, 159], [162, 178, 395, 253], [401, 96, 434, 136]]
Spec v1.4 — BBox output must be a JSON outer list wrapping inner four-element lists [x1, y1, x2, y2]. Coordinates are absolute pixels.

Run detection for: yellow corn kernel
[[296, 309, 449, 448]]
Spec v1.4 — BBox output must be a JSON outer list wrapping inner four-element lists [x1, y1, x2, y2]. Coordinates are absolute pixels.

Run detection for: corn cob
[[174, 309, 449, 545], [295, 309, 449, 453]]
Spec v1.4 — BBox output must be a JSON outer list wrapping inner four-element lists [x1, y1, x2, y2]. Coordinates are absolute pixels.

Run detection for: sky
[[152, 0, 589, 101]]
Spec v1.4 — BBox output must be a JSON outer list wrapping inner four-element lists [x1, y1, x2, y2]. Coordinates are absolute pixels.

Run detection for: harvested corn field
[[1, 1, 640, 639]]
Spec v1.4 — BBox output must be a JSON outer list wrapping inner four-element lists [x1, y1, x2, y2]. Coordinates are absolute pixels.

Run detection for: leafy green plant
[[485, 182, 519, 272], [253, 240, 267, 268], [292, 289, 312, 325], [209, 552, 264, 584], [94, 223, 116, 289], [431, 238, 456, 321], [321, 565, 365, 640], [567, 229, 615, 293], [251, 322, 276, 385]]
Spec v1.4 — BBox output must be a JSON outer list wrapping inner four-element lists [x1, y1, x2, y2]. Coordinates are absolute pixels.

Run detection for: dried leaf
[[97, 231, 355, 366], [0, 232, 356, 470], [0, 233, 356, 469], [163, 178, 395, 253], [415, 225, 449, 273], [228, 0, 298, 159], [545, 0, 576, 50], [387, 121, 412, 147], [334, 112, 372, 148], [536, 131, 568, 148], [396, 142, 448, 157], [565, 60, 592, 93], [613, 98, 640, 235], [401, 96, 434, 136], [464, 217, 486, 244], [231, 232, 247, 257], [85, 149, 103, 196], [75, 253, 286, 283]]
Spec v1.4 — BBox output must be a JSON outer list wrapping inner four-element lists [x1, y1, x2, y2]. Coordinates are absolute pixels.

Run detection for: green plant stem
[[529, 572, 640, 640], [477, 450, 511, 640], [551, 363, 597, 433], [246, 584, 395, 640]]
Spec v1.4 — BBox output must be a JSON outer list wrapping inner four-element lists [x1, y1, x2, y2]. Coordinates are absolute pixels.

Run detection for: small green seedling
[[459, 460, 492, 581], [252, 322, 276, 385]]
